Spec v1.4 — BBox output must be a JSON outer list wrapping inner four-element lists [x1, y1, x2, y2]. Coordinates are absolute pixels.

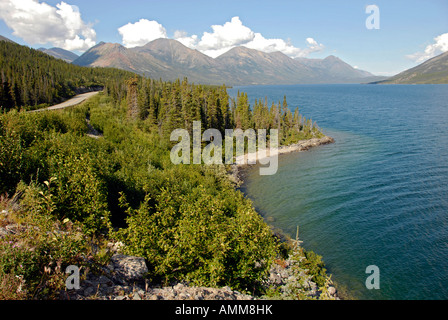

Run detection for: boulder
[[110, 254, 148, 283], [328, 286, 337, 296]]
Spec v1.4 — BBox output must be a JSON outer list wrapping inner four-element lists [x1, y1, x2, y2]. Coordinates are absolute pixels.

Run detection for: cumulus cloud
[[173, 17, 255, 58], [245, 34, 324, 58], [118, 19, 167, 48], [197, 17, 255, 50], [0, 0, 96, 51], [172, 16, 324, 59], [174, 30, 199, 49], [407, 33, 448, 63]]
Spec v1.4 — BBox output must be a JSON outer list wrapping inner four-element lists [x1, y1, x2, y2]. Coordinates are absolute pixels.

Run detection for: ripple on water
[[235, 84, 448, 300]]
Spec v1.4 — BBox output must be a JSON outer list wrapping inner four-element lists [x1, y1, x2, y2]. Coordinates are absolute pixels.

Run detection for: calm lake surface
[[227, 84, 448, 300]]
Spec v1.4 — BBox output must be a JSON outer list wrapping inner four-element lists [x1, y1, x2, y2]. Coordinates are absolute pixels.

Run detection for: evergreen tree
[[126, 77, 139, 119]]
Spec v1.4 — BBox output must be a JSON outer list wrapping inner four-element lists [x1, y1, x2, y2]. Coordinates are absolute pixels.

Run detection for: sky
[[0, 0, 447, 76]]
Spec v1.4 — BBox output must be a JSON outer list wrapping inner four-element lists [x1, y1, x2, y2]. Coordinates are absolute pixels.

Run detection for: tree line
[[0, 40, 134, 111], [126, 77, 323, 145]]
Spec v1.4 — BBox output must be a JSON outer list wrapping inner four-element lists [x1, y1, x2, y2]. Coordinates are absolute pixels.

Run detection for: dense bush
[[116, 174, 277, 292]]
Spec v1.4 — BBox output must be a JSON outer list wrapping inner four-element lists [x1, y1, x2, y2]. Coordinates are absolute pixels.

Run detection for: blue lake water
[[227, 84, 448, 300]]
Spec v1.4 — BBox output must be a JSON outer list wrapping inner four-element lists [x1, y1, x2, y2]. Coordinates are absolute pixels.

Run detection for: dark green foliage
[[117, 172, 276, 292], [0, 127, 30, 195], [129, 77, 323, 146], [300, 250, 328, 288], [0, 40, 134, 111]]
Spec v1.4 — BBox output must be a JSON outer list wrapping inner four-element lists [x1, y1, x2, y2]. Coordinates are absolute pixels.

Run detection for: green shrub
[[116, 179, 277, 293], [300, 250, 328, 288], [0, 129, 29, 195]]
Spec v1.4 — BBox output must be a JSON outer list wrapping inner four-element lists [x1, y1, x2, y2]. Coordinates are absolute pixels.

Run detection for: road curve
[[29, 91, 101, 113]]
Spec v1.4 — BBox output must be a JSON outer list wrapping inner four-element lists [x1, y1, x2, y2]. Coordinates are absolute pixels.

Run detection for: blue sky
[[1, 0, 447, 76]]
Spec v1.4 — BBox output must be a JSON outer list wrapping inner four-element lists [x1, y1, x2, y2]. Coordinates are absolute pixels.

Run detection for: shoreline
[[229, 135, 335, 186], [228, 134, 342, 299]]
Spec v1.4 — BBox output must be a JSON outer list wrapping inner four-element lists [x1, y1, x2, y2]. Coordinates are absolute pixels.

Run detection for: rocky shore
[[229, 135, 335, 186], [2, 199, 340, 301], [62, 253, 256, 300], [61, 249, 338, 300]]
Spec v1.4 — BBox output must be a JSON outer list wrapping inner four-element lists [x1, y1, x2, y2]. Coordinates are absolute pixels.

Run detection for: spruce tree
[[126, 77, 139, 119]]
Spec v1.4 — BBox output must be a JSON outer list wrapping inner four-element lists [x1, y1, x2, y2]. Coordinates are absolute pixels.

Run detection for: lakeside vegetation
[[0, 39, 332, 299]]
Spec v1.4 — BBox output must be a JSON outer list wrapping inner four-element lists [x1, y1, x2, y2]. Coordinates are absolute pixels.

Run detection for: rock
[[61, 252, 257, 301], [0, 227, 9, 238], [110, 254, 148, 283], [107, 241, 124, 254], [328, 286, 337, 296], [83, 286, 97, 297], [269, 273, 282, 285], [222, 286, 232, 292], [174, 283, 185, 290], [98, 275, 112, 285], [178, 292, 188, 300], [195, 293, 204, 300], [133, 292, 142, 300]]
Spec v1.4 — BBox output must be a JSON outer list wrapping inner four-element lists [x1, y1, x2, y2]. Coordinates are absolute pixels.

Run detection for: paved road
[[29, 91, 100, 113]]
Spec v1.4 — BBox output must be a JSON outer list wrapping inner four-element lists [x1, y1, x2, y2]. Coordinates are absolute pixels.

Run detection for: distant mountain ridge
[[38, 47, 79, 62], [73, 38, 385, 85], [374, 51, 448, 84], [0, 34, 78, 62], [0, 35, 15, 43]]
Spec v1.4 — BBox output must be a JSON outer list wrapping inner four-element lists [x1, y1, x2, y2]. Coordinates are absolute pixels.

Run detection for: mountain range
[[72, 38, 386, 85], [3, 34, 447, 85]]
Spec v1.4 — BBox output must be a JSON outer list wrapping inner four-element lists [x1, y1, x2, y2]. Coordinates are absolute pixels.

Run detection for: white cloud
[[407, 33, 448, 63], [172, 16, 324, 59], [197, 17, 255, 50], [118, 19, 167, 48], [244, 34, 324, 58], [174, 30, 199, 49], [0, 0, 96, 51]]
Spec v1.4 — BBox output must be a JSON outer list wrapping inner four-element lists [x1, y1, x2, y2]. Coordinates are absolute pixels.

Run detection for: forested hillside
[[0, 40, 134, 111], [374, 51, 448, 84]]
